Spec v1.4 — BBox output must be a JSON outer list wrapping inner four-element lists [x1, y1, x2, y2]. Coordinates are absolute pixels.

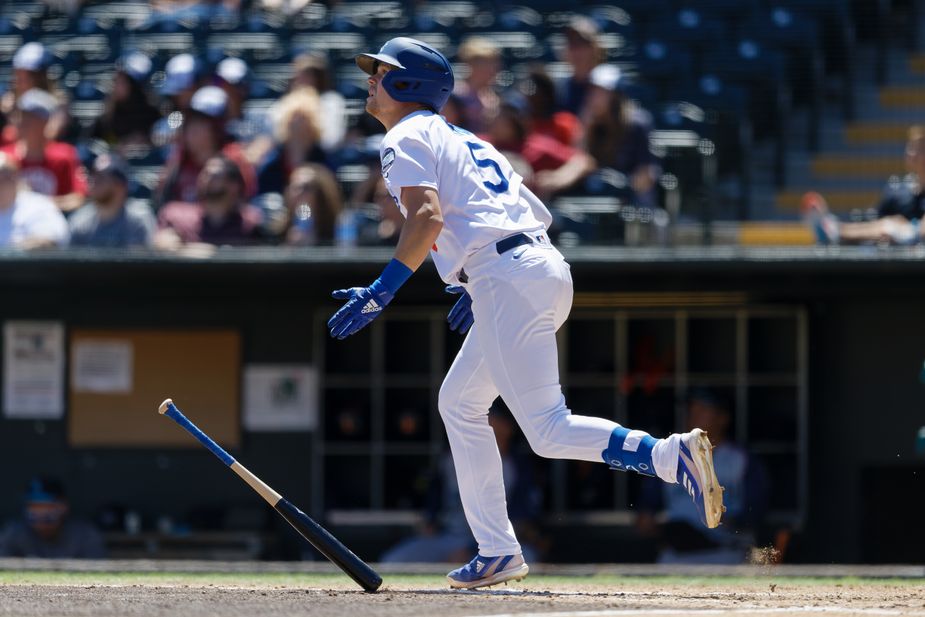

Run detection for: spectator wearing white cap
[[215, 57, 249, 122], [159, 53, 202, 113], [0, 152, 69, 249], [91, 52, 163, 148], [557, 16, 605, 115], [154, 86, 256, 208], [0, 89, 87, 213], [69, 153, 156, 248], [0, 42, 69, 145], [581, 64, 660, 207]]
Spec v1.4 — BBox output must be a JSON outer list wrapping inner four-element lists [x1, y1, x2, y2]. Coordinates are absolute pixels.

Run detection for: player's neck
[[377, 106, 431, 131]]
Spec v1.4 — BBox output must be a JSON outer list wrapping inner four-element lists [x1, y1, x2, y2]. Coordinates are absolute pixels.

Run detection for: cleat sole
[[448, 564, 529, 590], [688, 428, 725, 529]]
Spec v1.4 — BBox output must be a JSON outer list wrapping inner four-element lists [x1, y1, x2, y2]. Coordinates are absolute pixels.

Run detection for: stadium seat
[[667, 77, 752, 218], [701, 41, 790, 187], [671, 0, 762, 26], [633, 38, 695, 100], [769, 0, 856, 120], [644, 8, 727, 68], [651, 103, 717, 223], [586, 0, 672, 31], [741, 7, 823, 151]]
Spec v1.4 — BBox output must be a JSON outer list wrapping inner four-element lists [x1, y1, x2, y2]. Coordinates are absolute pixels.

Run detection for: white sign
[[243, 365, 318, 431], [3, 321, 65, 419], [72, 340, 133, 393]]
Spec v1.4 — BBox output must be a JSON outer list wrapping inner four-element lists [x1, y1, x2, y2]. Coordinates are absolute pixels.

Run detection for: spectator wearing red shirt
[[155, 155, 263, 249], [154, 86, 257, 209], [485, 96, 595, 200], [0, 89, 87, 214], [518, 68, 582, 147]]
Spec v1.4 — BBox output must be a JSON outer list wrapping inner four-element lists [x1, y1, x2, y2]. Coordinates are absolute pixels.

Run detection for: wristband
[[377, 258, 413, 295]]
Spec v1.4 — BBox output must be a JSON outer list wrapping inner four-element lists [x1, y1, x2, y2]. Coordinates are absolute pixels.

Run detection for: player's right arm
[[394, 185, 443, 270]]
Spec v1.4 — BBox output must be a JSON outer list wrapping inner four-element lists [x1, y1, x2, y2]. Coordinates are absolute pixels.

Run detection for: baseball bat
[[158, 398, 382, 592]]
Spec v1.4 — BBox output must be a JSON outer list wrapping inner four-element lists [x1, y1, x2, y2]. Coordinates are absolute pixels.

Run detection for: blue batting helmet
[[356, 37, 455, 112]]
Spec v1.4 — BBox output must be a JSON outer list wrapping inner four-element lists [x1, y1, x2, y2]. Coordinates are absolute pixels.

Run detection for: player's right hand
[[446, 285, 473, 334]]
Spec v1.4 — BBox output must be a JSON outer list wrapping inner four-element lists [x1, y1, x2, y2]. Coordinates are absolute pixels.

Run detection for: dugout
[[0, 246, 923, 564]]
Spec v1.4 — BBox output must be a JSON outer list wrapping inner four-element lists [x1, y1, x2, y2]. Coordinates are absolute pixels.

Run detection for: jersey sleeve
[[382, 133, 438, 190]]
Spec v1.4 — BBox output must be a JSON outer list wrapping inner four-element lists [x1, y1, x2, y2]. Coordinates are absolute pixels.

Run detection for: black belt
[[495, 232, 534, 255], [459, 233, 537, 283]]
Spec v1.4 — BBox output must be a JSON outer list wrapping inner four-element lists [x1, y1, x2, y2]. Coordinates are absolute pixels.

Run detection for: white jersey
[[0, 190, 69, 248], [379, 110, 552, 283]]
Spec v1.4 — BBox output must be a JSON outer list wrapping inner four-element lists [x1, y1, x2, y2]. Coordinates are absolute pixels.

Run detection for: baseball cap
[[91, 153, 130, 184], [216, 57, 249, 86], [589, 64, 622, 92], [190, 85, 228, 118], [160, 53, 198, 96], [13, 42, 52, 71], [117, 51, 153, 83], [564, 15, 600, 45], [17, 88, 59, 119], [24, 477, 65, 504]]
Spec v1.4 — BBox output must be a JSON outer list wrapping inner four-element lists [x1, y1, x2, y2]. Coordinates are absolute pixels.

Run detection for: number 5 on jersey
[[466, 142, 509, 194]]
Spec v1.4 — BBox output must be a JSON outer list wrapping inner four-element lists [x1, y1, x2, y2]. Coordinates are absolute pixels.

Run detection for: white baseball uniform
[[381, 110, 682, 557]]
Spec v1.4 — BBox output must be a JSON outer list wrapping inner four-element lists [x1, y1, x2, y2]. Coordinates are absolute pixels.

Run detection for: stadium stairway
[[771, 15, 925, 221]]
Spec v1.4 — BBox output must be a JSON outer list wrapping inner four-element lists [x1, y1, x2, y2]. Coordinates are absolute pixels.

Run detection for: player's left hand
[[446, 285, 474, 334], [327, 281, 394, 339]]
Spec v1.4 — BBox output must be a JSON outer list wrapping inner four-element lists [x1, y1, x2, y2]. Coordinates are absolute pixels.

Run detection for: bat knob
[[158, 398, 174, 415]]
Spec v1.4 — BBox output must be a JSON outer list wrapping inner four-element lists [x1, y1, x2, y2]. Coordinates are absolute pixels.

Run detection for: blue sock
[[601, 427, 657, 477]]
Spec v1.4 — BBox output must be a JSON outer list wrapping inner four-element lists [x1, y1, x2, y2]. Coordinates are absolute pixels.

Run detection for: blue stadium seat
[[768, 0, 855, 119], [668, 77, 752, 218], [644, 8, 727, 66], [702, 41, 790, 187], [588, 0, 672, 30], [741, 7, 823, 151], [671, 0, 762, 26], [633, 38, 695, 100]]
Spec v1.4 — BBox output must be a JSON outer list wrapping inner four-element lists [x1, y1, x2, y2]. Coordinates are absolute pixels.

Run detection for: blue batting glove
[[446, 285, 474, 334], [328, 280, 394, 339]]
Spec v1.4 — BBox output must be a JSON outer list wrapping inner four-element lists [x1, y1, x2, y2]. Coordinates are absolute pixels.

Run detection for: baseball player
[[328, 37, 725, 589]]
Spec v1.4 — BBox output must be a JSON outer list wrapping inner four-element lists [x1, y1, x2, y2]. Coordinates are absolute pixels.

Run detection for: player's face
[[366, 63, 400, 120]]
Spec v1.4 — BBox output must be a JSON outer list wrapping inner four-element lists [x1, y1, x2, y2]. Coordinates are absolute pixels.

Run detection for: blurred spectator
[[486, 96, 595, 199], [91, 52, 163, 148], [518, 67, 582, 146], [155, 155, 262, 249], [0, 152, 68, 249], [454, 36, 502, 133], [154, 86, 257, 208], [159, 54, 203, 114], [255, 87, 328, 195], [353, 173, 403, 246], [804, 125, 925, 245], [289, 52, 347, 152], [582, 65, 660, 207], [0, 477, 105, 558], [69, 154, 156, 248], [381, 411, 544, 563], [0, 42, 71, 144], [215, 57, 249, 123], [0, 89, 87, 213], [441, 93, 465, 127], [558, 16, 604, 115], [636, 390, 768, 564], [282, 163, 342, 246]]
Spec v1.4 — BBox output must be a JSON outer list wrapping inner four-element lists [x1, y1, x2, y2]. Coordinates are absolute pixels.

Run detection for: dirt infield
[[2, 573, 924, 617]]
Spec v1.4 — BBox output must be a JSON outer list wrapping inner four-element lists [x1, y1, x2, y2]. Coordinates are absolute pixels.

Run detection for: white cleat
[[678, 428, 725, 529]]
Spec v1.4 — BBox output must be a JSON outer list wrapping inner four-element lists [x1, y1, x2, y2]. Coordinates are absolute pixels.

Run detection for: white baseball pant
[[438, 237, 681, 557]]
